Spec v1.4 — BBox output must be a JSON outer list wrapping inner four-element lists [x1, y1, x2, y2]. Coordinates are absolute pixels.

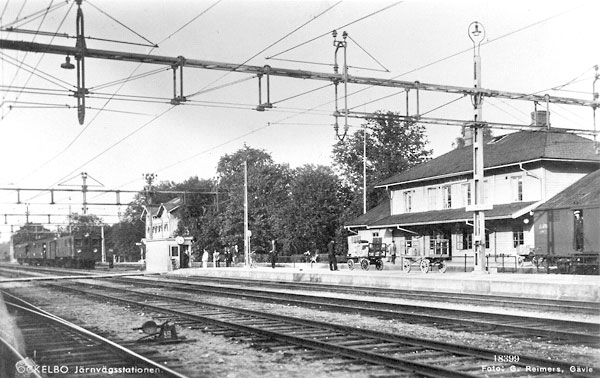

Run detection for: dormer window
[[487, 135, 508, 144]]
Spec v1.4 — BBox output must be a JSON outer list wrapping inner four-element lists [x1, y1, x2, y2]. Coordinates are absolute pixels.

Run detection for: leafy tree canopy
[[332, 111, 432, 212]]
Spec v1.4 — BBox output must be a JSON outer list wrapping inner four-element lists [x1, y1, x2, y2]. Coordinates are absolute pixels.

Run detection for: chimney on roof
[[463, 126, 473, 147], [531, 110, 550, 128]]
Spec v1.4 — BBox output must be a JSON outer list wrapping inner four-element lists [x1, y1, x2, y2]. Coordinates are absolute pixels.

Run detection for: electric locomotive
[[14, 231, 101, 268]]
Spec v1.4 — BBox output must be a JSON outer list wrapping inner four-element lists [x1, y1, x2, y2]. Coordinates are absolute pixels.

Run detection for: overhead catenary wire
[[188, 0, 342, 97], [2, 0, 74, 121], [86, 0, 158, 47], [346, 34, 389, 73], [13, 0, 223, 187], [290, 3, 586, 125], [0, 51, 73, 89], [266, 2, 402, 60], [1, 1, 68, 29]]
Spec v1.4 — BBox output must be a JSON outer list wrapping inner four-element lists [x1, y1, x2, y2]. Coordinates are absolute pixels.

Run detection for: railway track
[[109, 275, 600, 347], [164, 273, 600, 316], [2, 265, 598, 346], [8, 277, 595, 378], [0, 292, 189, 378]]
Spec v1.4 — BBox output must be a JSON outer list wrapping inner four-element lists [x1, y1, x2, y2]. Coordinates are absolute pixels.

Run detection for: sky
[[1, 0, 599, 240]]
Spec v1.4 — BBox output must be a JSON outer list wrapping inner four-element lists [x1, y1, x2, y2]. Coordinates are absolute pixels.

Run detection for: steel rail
[[114, 275, 600, 345], [0, 333, 44, 378], [46, 280, 595, 378], [1, 291, 190, 378], [159, 274, 600, 314]]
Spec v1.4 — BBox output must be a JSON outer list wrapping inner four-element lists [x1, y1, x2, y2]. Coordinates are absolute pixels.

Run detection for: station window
[[461, 183, 471, 207], [403, 191, 413, 213], [459, 232, 473, 250], [442, 185, 452, 209], [427, 187, 437, 210], [170, 246, 179, 257], [75, 238, 82, 247], [512, 227, 524, 248], [511, 176, 523, 202]]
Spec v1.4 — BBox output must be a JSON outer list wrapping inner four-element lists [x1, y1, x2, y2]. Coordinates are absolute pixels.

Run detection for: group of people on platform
[[190, 238, 399, 270]]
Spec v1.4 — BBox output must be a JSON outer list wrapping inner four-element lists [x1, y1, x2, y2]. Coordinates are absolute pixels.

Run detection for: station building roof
[[141, 197, 182, 219], [376, 131, 600, 188], [364, 201, 536, 230]]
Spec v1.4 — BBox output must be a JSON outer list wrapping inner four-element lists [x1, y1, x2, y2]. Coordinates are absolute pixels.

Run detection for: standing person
[[270, 239, 277, 269], [389, 240, 397, 264], [202, 249, 209, 268], [328, 240, 338, 271], [574, 210, 584, 251], [213, 250, 220, 268]]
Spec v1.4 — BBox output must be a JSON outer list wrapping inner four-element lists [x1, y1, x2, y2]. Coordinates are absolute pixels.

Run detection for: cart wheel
[[532, 256, 540, 267], [375, 259, 384, 271], [402, 259, 411, 273], [438, 260, 447, 273], [419, 259, 430, 273], [347, 259, 355, 270], [360, 258, 370, 271], [517, 256, 525, 268]]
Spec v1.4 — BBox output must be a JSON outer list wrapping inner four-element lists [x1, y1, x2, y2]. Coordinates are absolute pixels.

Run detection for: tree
[[332, 111, 432, 212], [453, 126, 493, 149], [106, 218, 145, 262], [215, 145, 291, 253], [282, 165, 345, 254]]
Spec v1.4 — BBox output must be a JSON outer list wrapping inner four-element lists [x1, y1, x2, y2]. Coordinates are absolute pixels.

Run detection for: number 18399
[[494, 355, 520, 363]]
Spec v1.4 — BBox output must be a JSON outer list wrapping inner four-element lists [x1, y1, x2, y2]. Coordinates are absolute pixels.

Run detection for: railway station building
[[345, 129, 600, 268], [141, 197, 193, 272]]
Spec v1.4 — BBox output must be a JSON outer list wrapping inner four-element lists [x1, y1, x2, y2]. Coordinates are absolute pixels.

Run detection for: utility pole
[[81, 172, 88, 215], [468, 21, 489, 272], [243, 160, 250, 267], [363, 125, 367, 214]]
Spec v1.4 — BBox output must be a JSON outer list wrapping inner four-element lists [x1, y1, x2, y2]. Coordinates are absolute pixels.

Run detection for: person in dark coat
[[328, 240, 338, 271], [270, 239, 278, 269]]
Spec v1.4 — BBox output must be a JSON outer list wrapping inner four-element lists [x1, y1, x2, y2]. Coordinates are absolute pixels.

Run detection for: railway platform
[[167, 262, 600, 303]]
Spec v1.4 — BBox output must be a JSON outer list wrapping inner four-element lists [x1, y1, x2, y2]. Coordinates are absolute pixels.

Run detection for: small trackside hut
[[142, 197, 193, 272]]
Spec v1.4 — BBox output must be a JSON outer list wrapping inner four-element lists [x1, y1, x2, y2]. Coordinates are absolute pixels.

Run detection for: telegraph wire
[[270, 83, 333, 105], [346, 34, 389, 73], [187, 0, 341, 98], [13, 0, 222, 186], [22, 105, 177, 204], [1, 1, 67, 29], [291, 3, 584, 123], [19, 0, 226, 201], [0, 51, 72, 90], [88, 67, 170, 91], [266, 1, 402, 60], [419, 95, 467, 117], [86, 0, 158, 47], [2, 0, 74, 122], [156, 0, 223, 46]]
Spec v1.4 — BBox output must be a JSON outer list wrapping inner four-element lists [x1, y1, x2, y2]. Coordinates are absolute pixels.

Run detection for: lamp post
[[468, 21, 487, 272]]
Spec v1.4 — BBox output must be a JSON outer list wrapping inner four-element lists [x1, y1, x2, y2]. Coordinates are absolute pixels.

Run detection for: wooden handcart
[[347, 242, 387, 271]]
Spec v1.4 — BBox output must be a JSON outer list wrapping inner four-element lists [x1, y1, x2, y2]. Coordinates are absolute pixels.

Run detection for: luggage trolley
[[400, 238, 450, 273], [347, 241, 387, 271]]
